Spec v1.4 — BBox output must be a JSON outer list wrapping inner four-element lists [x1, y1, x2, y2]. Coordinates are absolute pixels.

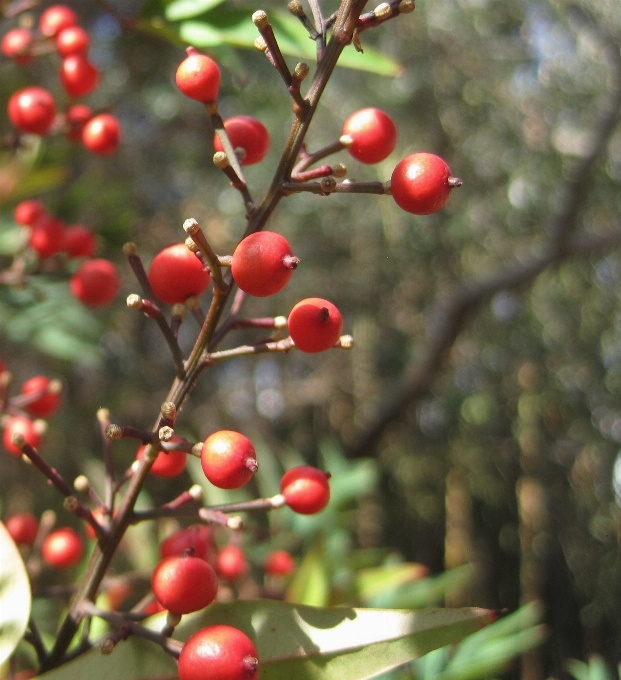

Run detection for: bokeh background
[[2, 0, 621, 677]]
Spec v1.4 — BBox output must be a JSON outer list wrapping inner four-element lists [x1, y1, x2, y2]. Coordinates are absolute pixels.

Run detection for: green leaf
[[177, 9, 401, 75], [357, 563, 430, 602], [286, 537, 330, 606], [166, 0, 227, 21], [0, 521, 32, 666], [568, 659, 593, 680], [33, 602, 494, 680]]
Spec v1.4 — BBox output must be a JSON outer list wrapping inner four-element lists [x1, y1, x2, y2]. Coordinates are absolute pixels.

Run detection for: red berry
[[42, 527, 83, 568], [178, 625, 259, 680], [160, 525, 213, 563], [1, 28, 34, 65], [8, 87, 56, 135], [152, 554, 218, 615], [215, 545, 249, 581], [391, 153, 456, 215], [14, 200, 46, 226], [6, 513, 38, 546], [213, 116, 269, 166], [39, 5, 78, 37], [341, 108, 397, 164], [280, 465, 330, 514], [231, 231, 296, 297], [3, 417, 41, 457], [287, 298, 343, 353], [263, 549, 295, 576], [62, 224, 96, 257], [20, 376, 61, 418], [82, 114, 120, 155], [56, 26, 90, 57], [29, 215, 65, 259], [70, 258, 120, 307], [136, 440, 187, 478], [144, 599, 166, 615], [176, 47, 220, 103], [65, 104, 92, 142], [60, 54, 100, 97], [201, 431, 257, 490], [148, 243, 210, 305]]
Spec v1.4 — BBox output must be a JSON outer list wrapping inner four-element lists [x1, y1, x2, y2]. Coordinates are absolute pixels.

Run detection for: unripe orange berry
[[288, 298, 343, 353], [176, 47, 220, 103], [201, 430, 257, 490]]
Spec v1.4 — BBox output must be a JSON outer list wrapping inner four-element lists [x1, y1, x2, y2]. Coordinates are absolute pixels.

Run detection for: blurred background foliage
[[1, 0, 621, 678]]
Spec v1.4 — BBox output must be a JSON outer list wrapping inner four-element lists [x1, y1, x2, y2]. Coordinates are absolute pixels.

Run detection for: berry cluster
[[3, 5, 120, 154], [12, 199, 119, 307]]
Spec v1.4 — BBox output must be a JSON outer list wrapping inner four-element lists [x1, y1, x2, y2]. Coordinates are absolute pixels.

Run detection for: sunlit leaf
[[166, 0, 227, 21], [33, 602, 494, 680], [0, 521, 32, 666], [357, 562, 429, 601], [286, 537, 330, 606]]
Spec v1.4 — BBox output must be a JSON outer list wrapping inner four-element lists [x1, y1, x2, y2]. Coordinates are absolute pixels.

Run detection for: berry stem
[[283, 179, 391, 195], [206, 103, 248, 194], [123, 243, 157, 302], [203, 337, 295, 365], [183, 218, 226, 292], [287, 0, 321, 40], [292, 138, 348, 175]]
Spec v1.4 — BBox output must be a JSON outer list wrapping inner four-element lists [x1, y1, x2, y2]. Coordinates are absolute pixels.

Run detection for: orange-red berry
[[201, 430, 257, 490], [62, 224, 96, 257], [42, 527, 83, 568], [56, 25, 90, 57], [20, 376, 61, 418], [148, 243, 210, 305], [215, 545, 249, 581], [160, 525, 213, 563], [14, 200, 46, 226], [152, 554, 218, 615], [287, 298, 343, 353], [342, 108, 397, 164], [39, 5, 78, 38], [3, 417, 41, 457], [231, 231, 296, 297], [178, 625, 259, 680], [1, 28, 34, 65], [6, 513, 38, 546], [60, 54, 100, 97], [8, 87, 56, 135], [137, 440, 187, 478], [65, 104, 92, 142], [29, 214, 65, 259], [82, 114, 120, 155], [391, 153, 455, 215], [263, 549, 295, 576], [213, 116, 269, 166], [280, 465, 331, 514], [70, 258, 120, 307], [176, 47, 220, 103]]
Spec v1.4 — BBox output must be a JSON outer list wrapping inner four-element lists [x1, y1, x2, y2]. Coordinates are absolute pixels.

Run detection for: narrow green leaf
[[0, 521, 32, 665], [286, 537, 330, 606], [589, 656, 614, 680], [568, 659, 596, 680], [357, 563, 430, 601], [33, 602, 494, 680], [166, 0, 227, 21]]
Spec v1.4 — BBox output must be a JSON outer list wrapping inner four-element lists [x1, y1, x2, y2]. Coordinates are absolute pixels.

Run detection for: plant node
[[159, 426, 174, 442], [105, 424, 122, 440], [293, 62, 309, 79], [287, 0, 304, 16], [373, 3, 392, 19], [126, 293, 143, 309], [74, 475, 90, 492], [254, 36, 268, 53], [161, 402, 177, 420], [63, 495, 79, 512], [122, 242, 137, 256], [252, 10, 269, 29], [398, 0, 415, 12]]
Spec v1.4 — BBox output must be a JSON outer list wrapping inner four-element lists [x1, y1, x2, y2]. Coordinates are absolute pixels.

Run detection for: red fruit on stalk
[[148, 243, 210, 305], [70, 258, 120, 307], [213, 115, 269, 166], [29, 214, 65, 259], [160, 525, 213, 562], [39, 5, 78, 37], [215, 545, 249, 581], [8, 87, 56, 135], [1, 28, 34, 65], [42, 527, 83, 568], [287, 298, 343, 353], [152, 554, 218, 615], [263, 549, 295, 576], [62, 224, 96, 257], [390, 153, 458, 215], [82, 114, 120, 155], [175, 47, 220, 103], [178, 625, 259, 680], [341, 107, 397, 164], [280, 465, 331, 514], [6, 513, 38, 546], [20, 376, 61, 418], [65, 104, 92, 142], [56, 26, 90, 57], [201, 430, 257, 490], [60, 54, 100, 97], [3, 417, 41, 457], [14, 200, 46, 226], [136, 440, 187, 478], [231, 231, 296, 297]]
